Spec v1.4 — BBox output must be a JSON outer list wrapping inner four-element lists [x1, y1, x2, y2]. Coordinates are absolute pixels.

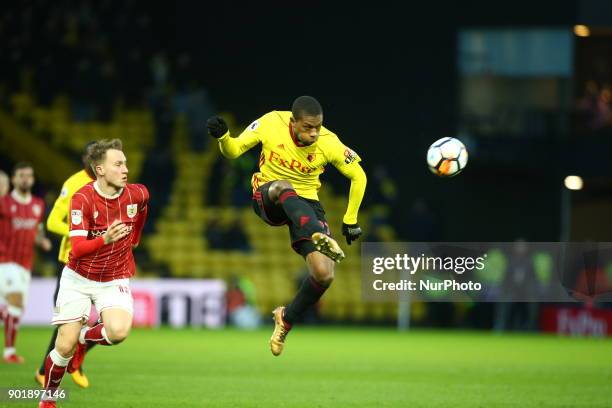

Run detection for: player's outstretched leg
[[39, 322, 81, 408], [35, 326, 93, 388], [3, 294, 24, 364], [37, 272, 93, 389], [270, 252, 334, 356], [267, 180, 345, 262], [35, 326, 58, 386]]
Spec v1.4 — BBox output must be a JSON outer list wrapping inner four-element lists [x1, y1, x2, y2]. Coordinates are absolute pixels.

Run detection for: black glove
[[207, 116, 228, 138], [342, 223, 362, 245]]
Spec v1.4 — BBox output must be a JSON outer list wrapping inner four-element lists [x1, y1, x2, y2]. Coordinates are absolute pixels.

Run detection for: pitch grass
[[1, 327, 611, 407]]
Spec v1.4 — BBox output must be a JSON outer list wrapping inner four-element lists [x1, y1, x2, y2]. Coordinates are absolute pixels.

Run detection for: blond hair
[[85, 139, 123, 177]]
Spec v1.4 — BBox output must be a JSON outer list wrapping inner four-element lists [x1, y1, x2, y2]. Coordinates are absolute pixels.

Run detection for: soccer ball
[[426, 137, 468, 177]]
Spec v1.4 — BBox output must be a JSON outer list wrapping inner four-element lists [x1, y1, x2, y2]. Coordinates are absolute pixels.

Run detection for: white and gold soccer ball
[[426, 137, 468, 177]]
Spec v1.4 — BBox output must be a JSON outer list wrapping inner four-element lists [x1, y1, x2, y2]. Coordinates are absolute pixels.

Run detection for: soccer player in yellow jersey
[[35, 143, 94, 388], [207, 96, 367, 356]]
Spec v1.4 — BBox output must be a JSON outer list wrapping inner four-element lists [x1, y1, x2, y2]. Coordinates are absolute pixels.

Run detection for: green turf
[[1, 327, 611, 407]]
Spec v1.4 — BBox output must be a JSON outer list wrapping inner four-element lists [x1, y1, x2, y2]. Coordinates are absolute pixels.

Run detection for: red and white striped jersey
[[67, 181, 149, 282], [0, 191, 45, 270]]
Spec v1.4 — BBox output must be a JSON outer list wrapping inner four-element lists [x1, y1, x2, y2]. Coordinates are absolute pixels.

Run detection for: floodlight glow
[[564, 175, 583, 190], [574, 25, 590, 37]]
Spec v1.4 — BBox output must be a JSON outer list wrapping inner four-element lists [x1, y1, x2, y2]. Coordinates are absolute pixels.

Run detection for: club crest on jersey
[[32, 204, 41, 217], [71, 210, 82, 225], [93, 210, 99, 219], [127, 204, 138, 218], [344, 148, 358, 164], [307, 152, 317, 162]]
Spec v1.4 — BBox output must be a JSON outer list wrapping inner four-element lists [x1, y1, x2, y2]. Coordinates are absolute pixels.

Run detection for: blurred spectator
[[229, 154, 257, 206], [205, 219, 226, 250], [207, 154, 257, 207], [226, 275, 260, 329], [575, 80, 612, 132], [172, 54, 215, 151], [0, 1, 155, 111], [204, 218, 252, 252], [494, 239, 538, 332], [150, 51, 170, 92], [368, 165, 398, 207], [224, 219, 252, 252]]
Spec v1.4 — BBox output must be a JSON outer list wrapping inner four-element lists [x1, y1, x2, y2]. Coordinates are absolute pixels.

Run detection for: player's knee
[[310, 261, 335, 287], [54, 333, 77, 358], [268, 180, 294, 202], [56, 323, 81, 357], [55, 342, 76, 358], [105, 324, 131, 344]]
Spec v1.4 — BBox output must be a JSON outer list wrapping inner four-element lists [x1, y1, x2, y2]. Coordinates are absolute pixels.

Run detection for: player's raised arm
[[207, 116, 262, 159], [329, 144, 367, 245]]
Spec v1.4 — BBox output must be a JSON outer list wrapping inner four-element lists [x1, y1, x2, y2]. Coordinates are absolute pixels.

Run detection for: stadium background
[[0, 1, 612, 406], [0, 0, 612, 407], [2, 0, 612, 325]]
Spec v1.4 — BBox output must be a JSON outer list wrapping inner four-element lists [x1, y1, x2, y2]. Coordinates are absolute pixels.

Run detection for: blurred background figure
[[226, 275, 260, 329], [494, 239, 538, 332], [0, 171, 9, 196]]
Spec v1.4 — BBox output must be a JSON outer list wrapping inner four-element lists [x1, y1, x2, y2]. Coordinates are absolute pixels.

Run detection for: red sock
[[4, 314, 19, 349], [43, 351, 69, 397], [84, 323, 113, 345]]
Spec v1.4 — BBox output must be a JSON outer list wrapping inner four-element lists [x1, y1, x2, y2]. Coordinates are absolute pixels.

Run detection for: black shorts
[[252, 182, 331, 257]]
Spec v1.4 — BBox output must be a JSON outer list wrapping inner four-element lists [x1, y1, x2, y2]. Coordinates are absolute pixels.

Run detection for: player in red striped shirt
[[0, 163, 52, 363], [0, 170, 7, 345], [39, 140, 149, 408]]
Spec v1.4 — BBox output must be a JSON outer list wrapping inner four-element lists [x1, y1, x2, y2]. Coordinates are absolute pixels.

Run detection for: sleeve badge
[[344, 148, 359, 164], [71, 209, 82, 225]]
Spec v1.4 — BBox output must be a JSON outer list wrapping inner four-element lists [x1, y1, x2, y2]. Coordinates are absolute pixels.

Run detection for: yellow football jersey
[[46, 169, 92, 263], [218, 111, 366, 224]]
